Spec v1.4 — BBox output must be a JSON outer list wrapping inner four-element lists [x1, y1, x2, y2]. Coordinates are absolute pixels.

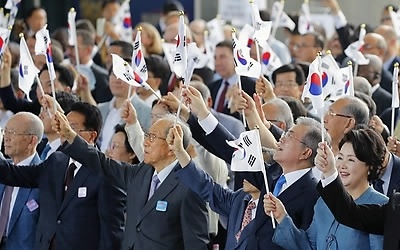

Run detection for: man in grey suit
[[55, 112, 209, 250]]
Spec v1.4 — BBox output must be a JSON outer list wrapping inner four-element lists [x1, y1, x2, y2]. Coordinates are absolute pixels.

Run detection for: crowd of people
[[0, 0, 399, 249]]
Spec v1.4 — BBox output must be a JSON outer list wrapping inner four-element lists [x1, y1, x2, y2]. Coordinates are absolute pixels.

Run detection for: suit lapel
[[136, 165, 180, 226], [388, 154, 400, 197], [234, 197, 252, 244], [58, 163, 92, 215]]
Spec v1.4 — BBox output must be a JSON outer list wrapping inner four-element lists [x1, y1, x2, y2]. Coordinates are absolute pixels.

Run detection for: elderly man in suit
[[54, 111, 209, 250], [0, 102, 125, 250], [0, 112, 42, 250], [315, 141, 400, 250]]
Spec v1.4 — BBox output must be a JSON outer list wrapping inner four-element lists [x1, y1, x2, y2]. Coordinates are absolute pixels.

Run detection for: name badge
[[156, 201, 168, 212], [26, 199, 39, 212], [78, 187, 87, 198]]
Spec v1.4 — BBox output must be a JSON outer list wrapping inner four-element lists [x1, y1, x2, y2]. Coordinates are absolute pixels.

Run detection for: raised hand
[[255, 75, 275, 102], [51, 111, 77, 144], [181, 85, 210, 120], [263, 193, 287, 224], [166, 124, 190, 167], [387, 136, 400, 157], [314, 141, 336, 178], [121, 99, 137, 126], [161, 92, 190, 122]]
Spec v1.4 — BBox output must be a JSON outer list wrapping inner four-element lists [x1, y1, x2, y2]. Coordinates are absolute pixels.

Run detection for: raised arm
[[121, 99, 144, 162]]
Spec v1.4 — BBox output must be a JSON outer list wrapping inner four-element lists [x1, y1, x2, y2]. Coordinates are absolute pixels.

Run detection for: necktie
[[64, 163, 77, 194], [148, 175, 160, 200], [40, 144, 51, 160], [167, 73, 178, 92], [273, 175, 286, 196], [0, 186, 13, 238], [373, 179, 384, 194], [235, 201, 256, 241], [216, 81, 229, 112]]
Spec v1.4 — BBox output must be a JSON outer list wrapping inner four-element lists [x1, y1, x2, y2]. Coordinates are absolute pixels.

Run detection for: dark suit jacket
[[1, 154, 40, 250], [387, 56, 400, 78], [62, 136, 209, 250], [380, 68, 394, 94], [187, 114, 318, 249], [0, 85, 41, 115], [380, 107, 399, 133], [317, 177, 400, 250], [0, 151, 125, 250], [207, 76, 256, 120], [211, 109, 245, 139], [90, 64, 113, 103], [372, 86, 392, 116], [388, 154, 400, 198]]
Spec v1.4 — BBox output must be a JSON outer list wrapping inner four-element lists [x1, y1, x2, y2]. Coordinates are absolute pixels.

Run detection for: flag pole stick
[[317, 52, 325, 142], [70, 8, 80, 73], [174, 78, 185, 126], [237, 76, 247, 127], [35, 74, 51, 117], [127, 85, 132, 99], [391, 63, 399, 136]]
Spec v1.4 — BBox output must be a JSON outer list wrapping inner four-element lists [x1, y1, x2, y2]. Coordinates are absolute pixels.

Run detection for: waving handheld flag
[[173, 11, 187, 80], [19, 34, 40, 101]]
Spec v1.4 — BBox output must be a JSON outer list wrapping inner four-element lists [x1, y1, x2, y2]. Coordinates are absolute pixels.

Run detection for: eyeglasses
[[326, 111, 353, 119], [70, 126, 92, 133], [2, 128, 34, 137], [274, 80, 299, 89], [144, 132, 166, 143], [280, 131, 310, 148]]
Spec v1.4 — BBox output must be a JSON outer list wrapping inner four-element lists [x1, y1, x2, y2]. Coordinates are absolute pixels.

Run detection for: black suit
[[387, 56, 400, 78], [372, 86, 392, 116], [0, 151, 125, 250], [63, 136, 209, 250], [207, 76, 256, 120], [318, 177, 400, 250], [91, 64, 113, 103], [380, 68, 394, 94], [380, 107, 399, 133], [0, 85, 41, 115]]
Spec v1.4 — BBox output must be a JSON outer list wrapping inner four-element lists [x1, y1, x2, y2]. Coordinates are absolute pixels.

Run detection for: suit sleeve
[[317, 177, 385, 235], [0, 85, 41, 115], [125, 122, 144, 162], [0, 157, 41, 188], [62, 135, 138, 189], [272, 215, 313, 250]]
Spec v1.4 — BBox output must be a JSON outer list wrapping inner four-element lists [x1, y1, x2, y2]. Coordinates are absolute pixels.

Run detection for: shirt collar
[[154, 159, 178, 184], [381, 153, 394, 184], [16, 153, 37, 166]]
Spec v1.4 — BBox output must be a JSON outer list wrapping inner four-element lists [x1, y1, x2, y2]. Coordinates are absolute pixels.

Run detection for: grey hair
[[339, 96, 370, 125], [157, 114, 192, 149], [76, 29, 95, 47], [15, 112, 44, 143], [189, 80, 210, 102], [266, 98, 294, 130], [296, 117, 331, 165]]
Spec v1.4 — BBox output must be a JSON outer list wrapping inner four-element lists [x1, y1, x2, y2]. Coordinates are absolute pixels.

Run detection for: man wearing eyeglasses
[[0, 112, 42, 250], [55, 112, 209, 250], [0, 102, 126, 250], [323, 96, 370, 155]]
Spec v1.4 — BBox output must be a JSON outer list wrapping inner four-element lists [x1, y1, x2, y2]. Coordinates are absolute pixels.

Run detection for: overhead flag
[[261, 43, 282, 76], [302, 55, 324, 109], [389, 6, 400, 38], [344, 24, 369, 65], [392, 63, 399, 108], [250, 0, 272, 49], [0, 26, 10, 57], [173, 12, 187, 79], [206, 17, 225, 49], [226, 129, 264, 172], [5, 0, 20, 27], [186, 42, 208, 82], [161, 41, 176, 71], [329, 62, 354, 100], [19, 34, 39, 100], [320, 51, 340, 98], [67, 8, 77, 46], [111, 53, 142, 87], [35, 25, 56, 80], [132, 26, 148, 83], [271, 1, 296, 31], [112, 0, 132, 42], [298, 0, 314, 35], [232, 29, 261, 78]]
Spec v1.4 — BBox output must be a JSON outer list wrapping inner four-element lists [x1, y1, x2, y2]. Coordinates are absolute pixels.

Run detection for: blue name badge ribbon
[[156, 201, 168, 212]]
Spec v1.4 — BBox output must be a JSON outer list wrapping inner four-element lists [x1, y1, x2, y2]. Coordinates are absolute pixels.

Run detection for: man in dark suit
[[0, 112, 41, 250], [55, 112, 209, 250], [357, 54, 392, 116], [0, 103, 125, 250], [207, 40, 256, 120], [315, 141, 400, 250], [66, 29, 112, 103], [166, 86, 324, 249]]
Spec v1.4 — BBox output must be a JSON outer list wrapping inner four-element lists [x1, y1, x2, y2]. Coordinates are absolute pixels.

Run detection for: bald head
[[375, 24, 399, 59], [362, 33, 387, 59]]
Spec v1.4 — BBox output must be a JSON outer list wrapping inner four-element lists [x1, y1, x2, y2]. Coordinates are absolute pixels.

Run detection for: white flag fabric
[[250, 1, 272, 49], [302, 56, 324, 109], [392, 66, 399, 108], [186, 42, 208, 82], [271, 1, 295, 31], [173, 14, 187, 79], [320, 53, 340, 98], [19, 36, 39, 100], [206, 17, 225, 48], [112, 0, 132, 42], [227, 129, 264, 172], [298, 1, 314, 35], [0, 27, 10, 56], [111, 53, 142, 87], [132, 29, 148, 83], [261, 43, 282, 76], [161, 42, 176, 71], [35, 25, 56, 80], [5, 0, 20, 27], [67, 10, 77, 46], [344, 25, 369, 65], [390, 9, 400, 38], [329, 64, 354, 100], [232, 31, 261, 78]]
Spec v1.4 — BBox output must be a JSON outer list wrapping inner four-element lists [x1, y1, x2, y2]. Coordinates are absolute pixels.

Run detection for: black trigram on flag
[[123, 72, 133, 81], [243, 135, 252, 147], [140, 65, 147, 73], [247, 62, 254, 71], [133, 41, 139, 50], [248, 154, 256, 167], [174, 53, 182, 62], [23, 65, 29, 75], [232, 39, 237, 49]]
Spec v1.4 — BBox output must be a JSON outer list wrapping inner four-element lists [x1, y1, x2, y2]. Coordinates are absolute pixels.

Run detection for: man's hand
[[0, 47, 12, 88], [181, 85, 210, 120], [314, 141, 337, 178], [255, 76, 275, 102], [52, 111, 77, 144], [263, 193, 287, 224], [166, 124, 190, 167], [121, 99, 138, 126], [161, 92, 190, 122]]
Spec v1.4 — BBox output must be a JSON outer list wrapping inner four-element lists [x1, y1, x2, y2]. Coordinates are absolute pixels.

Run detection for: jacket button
[[57, 220, 61, 224], [136, 227, 141, 232]]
